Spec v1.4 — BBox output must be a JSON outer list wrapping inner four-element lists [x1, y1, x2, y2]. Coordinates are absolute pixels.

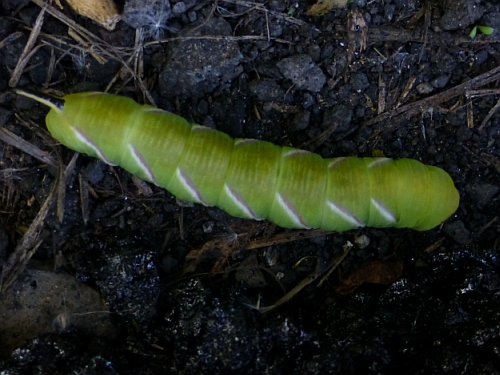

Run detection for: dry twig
[[9, 6, 46, 87], [0, 127, 57, 167], [0, 177, 59, 292], [364, 64, 500, 127], [259, 243, 351, 312]]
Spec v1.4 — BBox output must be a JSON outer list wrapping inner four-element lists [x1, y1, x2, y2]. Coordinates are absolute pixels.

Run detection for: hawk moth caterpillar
[[16, 90, 459, 232]]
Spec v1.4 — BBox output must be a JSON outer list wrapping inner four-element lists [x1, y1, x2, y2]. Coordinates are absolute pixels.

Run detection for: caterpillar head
[[15, 91, 138, 165]]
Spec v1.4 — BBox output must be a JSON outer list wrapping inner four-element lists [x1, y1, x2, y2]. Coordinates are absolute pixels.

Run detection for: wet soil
[[0, 0, 500, 374]]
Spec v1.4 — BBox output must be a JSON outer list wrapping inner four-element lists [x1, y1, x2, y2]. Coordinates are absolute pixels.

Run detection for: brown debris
[[0, 177, 58, 292], [64, 0, 121, 31], [0, 268, 116, 356], [0, 127, 57, 168], [365, 64, 500, 127], [184, 227, 333, 274], [57, 152, 79, 222], [477, 96, 500, 130], [0, 31, 23, 50], [306, 0, 348, 16], [395, 76, 417, 108], [8, 6, 46, 88], [260, 243, 352, 312], [78, 173, 90, 225], [246, 229, 332, 250], [467, 99, 474, 128], [345, 10, 368, 82], [377, 74, 386, 114], [335, 260, 404, 295], [184, 235, 246, 274]]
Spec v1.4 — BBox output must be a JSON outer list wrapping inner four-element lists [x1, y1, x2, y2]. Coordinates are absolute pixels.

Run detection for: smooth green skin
[[42, 92, 459, 231]]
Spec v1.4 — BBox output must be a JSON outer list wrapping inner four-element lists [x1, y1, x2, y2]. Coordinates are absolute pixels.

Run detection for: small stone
[[416, 82, 434, 94], [268, 0, 286, 11], [443, 220, 471, 245], [187, 10, 197, 22], [302, 92, 316, 108], [322, 105, 352, 132], [440, 0, 484, 30], [426, 145, 437, 155], [172, 2, 186, 14], [158, 17, 243, 98], [83, 160, 105, 184], [354, 234, 370, 249], [349, 72, 370, 93], [307, 44, 321, 62], [473, 50, 488, 66], [430, 75, 450, 89], [456, 126, 472, 142], [466, 183, 499, 209], [288, 110, 310, 132], [248, 79, 290, 102], [0, 108, 12, 127], [276, 54, 326, 92], [384, 4, 395, 21], [256, 60, 283, 80]]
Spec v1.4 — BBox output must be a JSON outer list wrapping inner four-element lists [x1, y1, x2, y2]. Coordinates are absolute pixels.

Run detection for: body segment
[[19, 91, 460, 231]]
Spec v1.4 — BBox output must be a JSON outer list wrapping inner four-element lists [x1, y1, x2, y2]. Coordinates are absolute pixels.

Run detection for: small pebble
[[416, 82, 434, 94]]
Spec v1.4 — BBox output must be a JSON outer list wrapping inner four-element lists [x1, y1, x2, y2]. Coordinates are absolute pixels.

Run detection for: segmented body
[[31, 92, 460, 231]]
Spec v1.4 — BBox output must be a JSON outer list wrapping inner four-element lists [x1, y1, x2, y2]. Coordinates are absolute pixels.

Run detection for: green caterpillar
[[16, 90, 459, 231]]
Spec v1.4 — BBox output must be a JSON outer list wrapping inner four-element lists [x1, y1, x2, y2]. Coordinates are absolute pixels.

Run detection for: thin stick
[[364, 64, 500, 126], [478, 97, 500, 130], [9, 6, 46, 87], [0, 127, 57, 167]]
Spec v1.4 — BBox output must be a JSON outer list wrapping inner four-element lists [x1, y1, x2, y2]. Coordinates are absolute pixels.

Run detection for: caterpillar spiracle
[[16, 90, 459, 232]]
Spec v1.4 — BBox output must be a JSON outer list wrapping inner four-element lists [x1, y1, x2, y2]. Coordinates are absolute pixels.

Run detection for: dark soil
[[1, 0, 500, 374]]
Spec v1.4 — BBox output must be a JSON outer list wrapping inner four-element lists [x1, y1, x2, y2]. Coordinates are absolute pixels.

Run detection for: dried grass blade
[[0, 177, 58, 292], [0, 127, 57, 167]]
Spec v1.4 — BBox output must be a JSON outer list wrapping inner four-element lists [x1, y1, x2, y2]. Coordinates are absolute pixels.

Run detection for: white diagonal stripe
[[73, 128, 116, 166], [276, 193, 310, 229], [328, 158, 347, 169], [175, 168, 206, 205], [191, 125, 212, 132], [371, 198, 396, 223], [143, 107, 168, 114], [327, 201, 364, 227], [128, 144, 156, 183], [367, 158, 391, 168], [223, 184, 260, 220], [284, 149, 310, 157], [235, 139, 258, 146]]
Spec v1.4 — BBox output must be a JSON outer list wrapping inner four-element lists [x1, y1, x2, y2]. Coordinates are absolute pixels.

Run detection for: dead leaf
[[307, 0, 349, 16], [184, 234, 248, 274], [344, 10, 368, 82], [335, 260, 404, 294], [65, 0, 121, 31]]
